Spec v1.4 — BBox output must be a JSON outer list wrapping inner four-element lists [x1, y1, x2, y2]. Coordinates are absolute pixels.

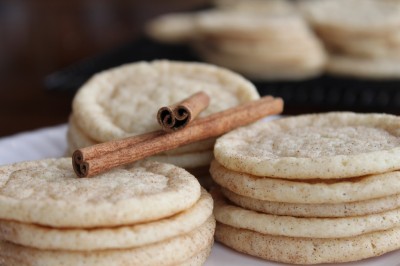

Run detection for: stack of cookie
[[192, 10, 327, 81], [145, 0, 296, 45], [67, 60, 259, 186], [0, 158, 215, 265], [146, 8, 327, 81], [211, 112, 400, 264], [299, 0, 400, 79]]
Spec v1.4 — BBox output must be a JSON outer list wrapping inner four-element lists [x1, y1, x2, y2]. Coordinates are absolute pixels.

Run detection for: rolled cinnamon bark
[[73, 95, 284, 178], [157, 91, 210, 132]]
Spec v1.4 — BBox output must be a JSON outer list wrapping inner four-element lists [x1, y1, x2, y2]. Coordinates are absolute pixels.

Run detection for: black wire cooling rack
[[45, 37, 400, 115]]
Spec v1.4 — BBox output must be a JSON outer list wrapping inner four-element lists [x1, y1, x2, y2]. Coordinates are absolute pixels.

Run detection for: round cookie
[[195, 11, 308, 39], [194, 42, 325, 81], [178, 245, 213, 266], [72, 60, 259, 148], [0, 189, 212, 250], [214, 190, 400, 238], [210, 160, 400, 204], [0, 217, 215, 266], [202, 34, 325, 62], [216, 223, 400, 264], [0, 243, 212, 266], [145, 13, 196, 44], [0, 158, 201, 227], [222, 188, 400, 218], [326, 55, 400, 79], [298, 0, 400, 35], [214, 112, 400, 179], [317, 29, 400, 59]]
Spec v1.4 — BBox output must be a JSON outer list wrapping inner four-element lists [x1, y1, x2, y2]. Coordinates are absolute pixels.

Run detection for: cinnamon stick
[[157, 91, 210, 132], [73, 95, 283, 178]]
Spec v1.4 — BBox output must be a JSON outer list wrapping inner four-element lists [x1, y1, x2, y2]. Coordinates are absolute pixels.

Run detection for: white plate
[[0, 125, 400, 266]]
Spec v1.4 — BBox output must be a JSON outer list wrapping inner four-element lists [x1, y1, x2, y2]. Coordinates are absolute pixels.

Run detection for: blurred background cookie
[[299, 0, 400, 78], [146, 5, 327, 81]]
